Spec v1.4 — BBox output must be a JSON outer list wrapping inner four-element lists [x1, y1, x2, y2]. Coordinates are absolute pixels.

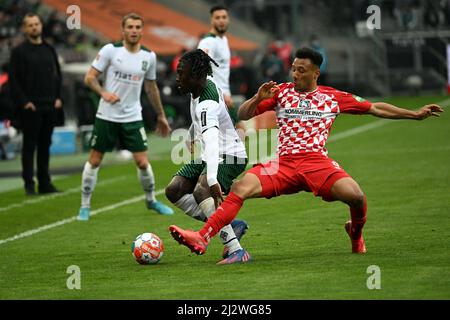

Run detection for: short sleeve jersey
[[91, 42, 157, 123], [255, 84, 372, 157], [197, 33, 231, 95], [191, 79, 247, 160]]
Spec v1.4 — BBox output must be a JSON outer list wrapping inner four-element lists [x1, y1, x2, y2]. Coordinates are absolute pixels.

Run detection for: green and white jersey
[[197, 33, 231, 95], [191, 79, 247, 160], [91, 42, 156, 123]]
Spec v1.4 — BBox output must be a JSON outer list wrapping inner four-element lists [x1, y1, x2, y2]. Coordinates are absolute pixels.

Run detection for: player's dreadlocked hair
[[180, 49, 219, 79]]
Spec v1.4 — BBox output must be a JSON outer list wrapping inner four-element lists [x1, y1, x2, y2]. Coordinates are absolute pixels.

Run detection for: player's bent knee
[[193, 184, 209, 204], [230, 178, 258, 200], [350, 190, 366, 207], [135, 160, 148, 170], [89, 160, 101, 168], [165, 183, 182, 204], [165, 177, 196, 203], [88, 150, 104, 168]]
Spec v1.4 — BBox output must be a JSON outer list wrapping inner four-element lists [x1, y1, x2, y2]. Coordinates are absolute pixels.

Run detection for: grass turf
[[0, 95, 449, 299]]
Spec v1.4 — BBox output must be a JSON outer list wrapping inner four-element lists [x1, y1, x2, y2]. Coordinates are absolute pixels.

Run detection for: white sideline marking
[[0, 190, 164, 246], [257, 119, 390, 164], [256, 97, 450, 164], [1, 98, 448, 246], [0, 176, 127, 213], [328, 119, 389, 142]]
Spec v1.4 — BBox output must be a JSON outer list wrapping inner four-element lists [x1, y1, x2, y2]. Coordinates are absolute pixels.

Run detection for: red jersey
[[256, 83, 372, 157]]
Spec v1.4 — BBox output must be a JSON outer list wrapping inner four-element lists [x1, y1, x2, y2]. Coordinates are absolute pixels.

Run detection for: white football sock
[[199, 197, 242, 255], [174, 194, 206, 221], [138, 164, 156, 203], [81, 161, 99, 208]]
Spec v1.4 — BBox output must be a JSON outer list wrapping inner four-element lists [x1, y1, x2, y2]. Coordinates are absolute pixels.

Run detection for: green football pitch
[[0, 95, 449, 300]]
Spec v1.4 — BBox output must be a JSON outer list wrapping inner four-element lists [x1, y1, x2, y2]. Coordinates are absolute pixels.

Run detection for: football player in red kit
[[169, 47, 443, 260]]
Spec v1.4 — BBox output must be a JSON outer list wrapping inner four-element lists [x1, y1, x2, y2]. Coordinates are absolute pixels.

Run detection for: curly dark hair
[[295, 47, 323, 68], [179, 49, 219, 79]]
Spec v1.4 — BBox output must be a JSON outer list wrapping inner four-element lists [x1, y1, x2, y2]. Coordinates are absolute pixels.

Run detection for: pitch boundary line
[[0, 190, 164, 246], [0, 176, 127, 213]]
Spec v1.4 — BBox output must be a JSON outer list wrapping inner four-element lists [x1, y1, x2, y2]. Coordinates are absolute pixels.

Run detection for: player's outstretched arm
[[367, 102, 444, 120], [238, 81, 279, 121]]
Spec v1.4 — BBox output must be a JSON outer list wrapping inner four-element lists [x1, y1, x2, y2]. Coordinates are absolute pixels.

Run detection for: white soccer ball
[[131, 233, 164, 265]]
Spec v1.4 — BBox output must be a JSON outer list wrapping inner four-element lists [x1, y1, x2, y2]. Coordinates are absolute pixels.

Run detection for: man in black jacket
[[9, 13, 62, 195]]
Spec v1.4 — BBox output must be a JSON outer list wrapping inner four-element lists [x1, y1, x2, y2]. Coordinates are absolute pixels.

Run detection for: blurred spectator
[[171, 47, 188, 74], [0, 63, 15, 160], [394, 0, 420, 30], [444, 0, 450, 25], [0, 63, 14, 121], [309, 35, 328, 85], [75, 80, 97, 127], [230, 51, 257, 98], [269, 39, 293, 73], [0, 10, 18, 39], [424, 0, 447, 28], [261, 47, 285, 83], [0, 2, 101, 66], [351, 0, 371, 25], [230, 50, 244, 69]]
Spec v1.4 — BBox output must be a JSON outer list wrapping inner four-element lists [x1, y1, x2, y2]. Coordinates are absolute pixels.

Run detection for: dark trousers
[[20, 106, 57, 189]]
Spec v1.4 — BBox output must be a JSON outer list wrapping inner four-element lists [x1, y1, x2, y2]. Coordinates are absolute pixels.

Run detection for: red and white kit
[[247, 83, 372, 200]]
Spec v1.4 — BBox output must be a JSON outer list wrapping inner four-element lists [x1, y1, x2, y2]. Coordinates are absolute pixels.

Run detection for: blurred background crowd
[[0, 0, 448, 160]]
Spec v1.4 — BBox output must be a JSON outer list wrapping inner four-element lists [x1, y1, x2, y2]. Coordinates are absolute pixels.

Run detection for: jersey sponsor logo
[[141, 61, 148, 72], [113, 71, 142, 83], [281, 107, 324, 120], [201, 111, 207, 126]]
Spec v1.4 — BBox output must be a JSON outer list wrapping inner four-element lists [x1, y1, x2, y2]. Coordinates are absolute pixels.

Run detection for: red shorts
[[246, 152, 350, 201]]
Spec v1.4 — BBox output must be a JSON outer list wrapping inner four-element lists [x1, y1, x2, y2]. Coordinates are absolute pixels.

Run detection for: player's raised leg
[[329, 177, 367, 253], [134, 151, 173, 215], [78, 149, 103, 221], [192, 176, 250, 264], [169, 172, 262, 255]]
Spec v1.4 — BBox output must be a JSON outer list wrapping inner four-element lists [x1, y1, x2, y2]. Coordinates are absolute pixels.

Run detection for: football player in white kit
[[197, 5, 232, 108], [196, 5, 246, 139], [77, 13, 173, 221], [165, 49, 251, 265]]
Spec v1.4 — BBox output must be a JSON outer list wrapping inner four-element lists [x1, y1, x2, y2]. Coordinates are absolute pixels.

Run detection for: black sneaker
[[38, 184, 60, 194]]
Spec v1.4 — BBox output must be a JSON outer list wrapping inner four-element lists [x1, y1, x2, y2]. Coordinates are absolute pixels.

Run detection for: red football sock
[[350, 195, 367, 240], [199, 192, 244, 242]]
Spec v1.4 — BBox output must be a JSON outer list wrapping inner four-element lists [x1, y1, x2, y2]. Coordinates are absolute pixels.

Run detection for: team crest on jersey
[[298, 99, 311, 109], [315, 93, 329, 105], [141, 61, 148, 71]]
